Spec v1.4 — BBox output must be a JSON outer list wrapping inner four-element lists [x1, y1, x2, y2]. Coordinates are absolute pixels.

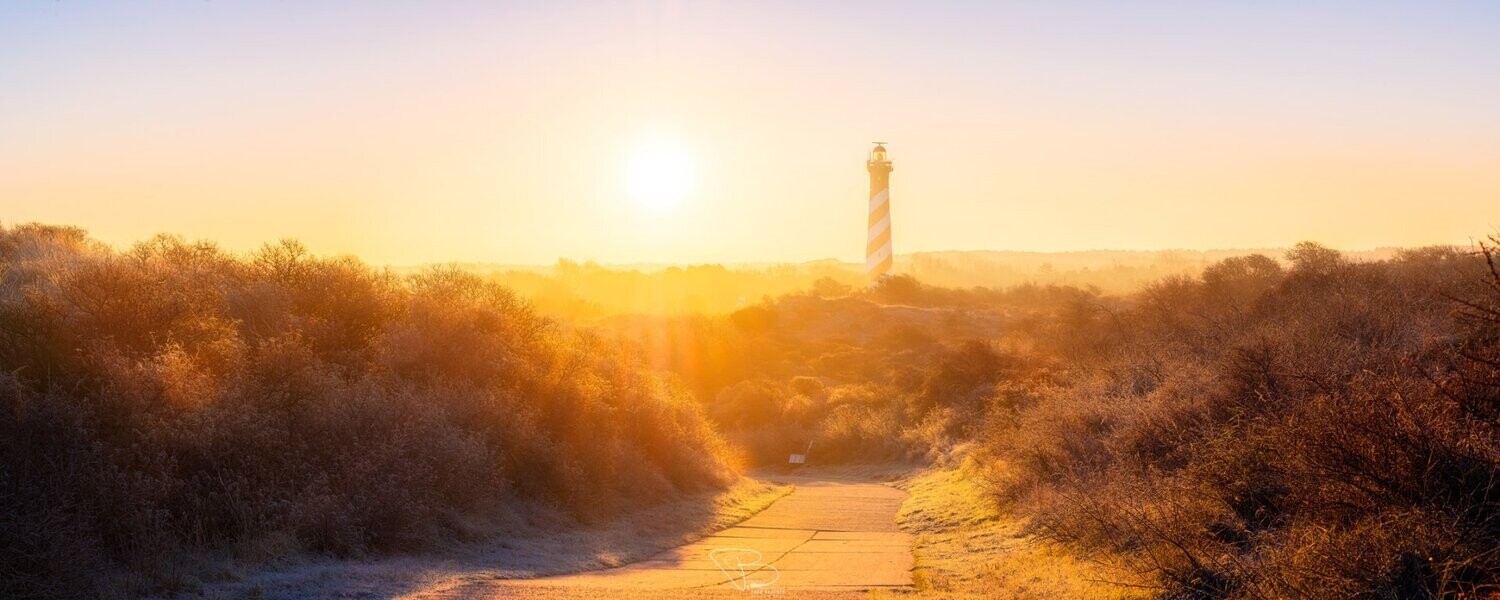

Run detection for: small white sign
[[788, 454, 806, 465]]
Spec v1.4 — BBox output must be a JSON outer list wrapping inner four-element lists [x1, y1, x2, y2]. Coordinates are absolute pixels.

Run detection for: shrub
[[0, 225, 735, 598], [982, 240, 1500, 597]]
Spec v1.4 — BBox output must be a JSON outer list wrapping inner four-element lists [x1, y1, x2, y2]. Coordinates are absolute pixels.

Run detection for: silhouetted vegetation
[[0, 224, 734, 599]]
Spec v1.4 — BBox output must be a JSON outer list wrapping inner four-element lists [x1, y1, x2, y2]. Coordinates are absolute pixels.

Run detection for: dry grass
[[894, 453, 1148, 600], [172, 477, 791, 600]]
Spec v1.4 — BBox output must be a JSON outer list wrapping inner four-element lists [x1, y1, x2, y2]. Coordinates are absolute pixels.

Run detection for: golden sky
[[2, 2, 1498, 264]]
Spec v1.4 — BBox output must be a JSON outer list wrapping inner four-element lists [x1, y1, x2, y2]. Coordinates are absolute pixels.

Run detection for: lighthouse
[[865, 143, 894, 280]]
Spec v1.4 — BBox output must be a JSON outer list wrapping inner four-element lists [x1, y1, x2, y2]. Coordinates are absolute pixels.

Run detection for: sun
[[625, 137, 697, 211]]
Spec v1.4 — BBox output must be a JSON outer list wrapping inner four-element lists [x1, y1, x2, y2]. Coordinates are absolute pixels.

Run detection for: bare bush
[[982, 240, 1500, 598], [0, 225, 735, 598]]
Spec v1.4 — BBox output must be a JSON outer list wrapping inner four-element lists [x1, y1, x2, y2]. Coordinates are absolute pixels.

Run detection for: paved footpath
[[500, 475, 914, 595]]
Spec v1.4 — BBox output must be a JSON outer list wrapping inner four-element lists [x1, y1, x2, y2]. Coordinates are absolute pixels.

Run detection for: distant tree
[[729, 304, 776, 334], [1287, 241, 1344, 275], [872, 274, 923, 304], [811, 276, 853, 298]]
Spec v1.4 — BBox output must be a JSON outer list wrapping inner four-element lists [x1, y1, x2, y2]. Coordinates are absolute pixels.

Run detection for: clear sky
[[3, 1, 1498, 264]]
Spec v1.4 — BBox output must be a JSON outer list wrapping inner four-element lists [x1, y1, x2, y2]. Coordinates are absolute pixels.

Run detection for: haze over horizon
[[3, 1, 1498, 264]]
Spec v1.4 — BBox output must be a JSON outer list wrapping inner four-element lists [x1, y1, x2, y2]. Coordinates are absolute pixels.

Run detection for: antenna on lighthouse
[[865, 143, 894, 281]]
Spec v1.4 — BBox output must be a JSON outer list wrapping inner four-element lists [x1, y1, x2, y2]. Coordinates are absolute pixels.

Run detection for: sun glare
[[625, 138, 697, 211]]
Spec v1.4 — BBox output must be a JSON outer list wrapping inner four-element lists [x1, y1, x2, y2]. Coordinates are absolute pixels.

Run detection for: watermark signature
[[709, 547, 781, 594]]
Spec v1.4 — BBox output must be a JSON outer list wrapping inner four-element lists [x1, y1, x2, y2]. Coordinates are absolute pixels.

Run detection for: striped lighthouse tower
[[865, 143, 894, 280]]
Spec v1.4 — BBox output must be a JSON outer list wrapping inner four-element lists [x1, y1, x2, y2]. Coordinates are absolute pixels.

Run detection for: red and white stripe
[[866, 145, 893, 280], [866, 188, 892, 278]]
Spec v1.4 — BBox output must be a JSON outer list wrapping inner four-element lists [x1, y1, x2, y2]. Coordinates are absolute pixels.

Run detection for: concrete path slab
[[713, 526, 818, 539], [502, 474, 914, 594]]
